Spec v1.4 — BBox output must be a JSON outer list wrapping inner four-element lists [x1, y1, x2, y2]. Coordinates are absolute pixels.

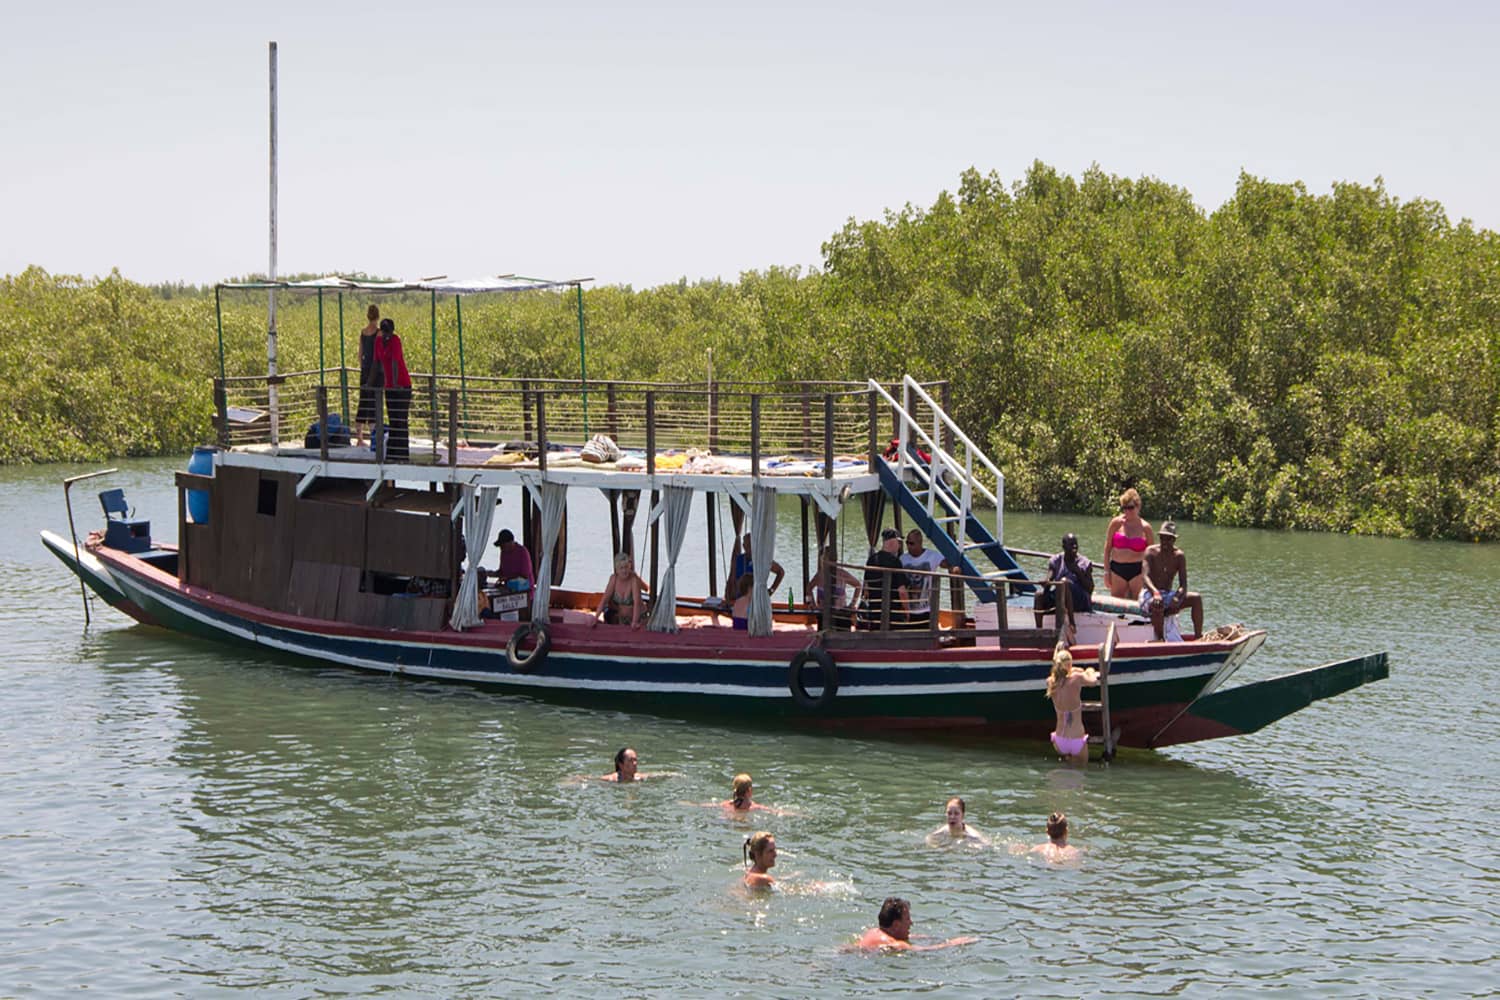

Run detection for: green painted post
[[214, 285, 225, 382], [456, 294, 469, 429], [576, 282, 589, 436]]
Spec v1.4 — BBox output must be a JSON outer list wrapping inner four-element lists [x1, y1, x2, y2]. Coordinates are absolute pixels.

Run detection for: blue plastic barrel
[[186, 445, 216, 524]]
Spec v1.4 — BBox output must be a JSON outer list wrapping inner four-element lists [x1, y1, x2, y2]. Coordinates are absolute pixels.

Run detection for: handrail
[[901, 375, 1006, 542], [866, 379, 998, 508], [62, 467, 119, 626]]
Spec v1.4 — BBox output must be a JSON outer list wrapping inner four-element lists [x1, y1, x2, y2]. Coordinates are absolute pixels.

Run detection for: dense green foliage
[[5, 163, 1497, 539]]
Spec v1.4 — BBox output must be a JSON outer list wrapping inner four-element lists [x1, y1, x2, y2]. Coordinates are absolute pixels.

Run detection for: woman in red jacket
[[374, 318, 413, 461]]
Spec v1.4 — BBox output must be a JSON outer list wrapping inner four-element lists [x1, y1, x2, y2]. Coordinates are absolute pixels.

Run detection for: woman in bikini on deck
[[592, 552, 649, 630], [1102, 487, 1153, 599], [1046, 647, 1099, 765]]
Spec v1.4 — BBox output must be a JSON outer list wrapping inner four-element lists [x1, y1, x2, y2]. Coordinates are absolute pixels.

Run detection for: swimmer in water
[[694, 773, 796, 817], [926, 796, 991, 847], [590, 747, 678, 783], [1028, 811, 1083, 863], [743, 830, 777, 888], [1046, 646, 1099, 766], [851, 897, 977, 952]]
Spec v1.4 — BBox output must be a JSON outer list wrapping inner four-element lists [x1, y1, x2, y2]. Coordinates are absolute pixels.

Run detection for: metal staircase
[[867, 376, 1031, 604]]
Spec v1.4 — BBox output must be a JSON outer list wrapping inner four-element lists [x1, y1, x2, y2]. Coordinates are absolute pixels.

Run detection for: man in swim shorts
[[1141, 520, 1203, 640]]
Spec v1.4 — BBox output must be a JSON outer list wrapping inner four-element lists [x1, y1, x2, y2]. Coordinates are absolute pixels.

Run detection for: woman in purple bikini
[[1046, 647, 1099, 765]]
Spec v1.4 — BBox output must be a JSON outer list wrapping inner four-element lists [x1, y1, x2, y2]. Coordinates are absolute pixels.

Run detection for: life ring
[[788, 647, 838, 708], [506, 621, 551, 673]]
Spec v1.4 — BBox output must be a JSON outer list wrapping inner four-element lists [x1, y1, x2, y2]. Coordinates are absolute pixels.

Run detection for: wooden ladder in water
[[1083, 621, 1119, 762]]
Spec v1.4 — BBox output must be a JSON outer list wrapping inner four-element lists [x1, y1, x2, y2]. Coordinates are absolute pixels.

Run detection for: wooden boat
[[42, 299, 1389, 754]]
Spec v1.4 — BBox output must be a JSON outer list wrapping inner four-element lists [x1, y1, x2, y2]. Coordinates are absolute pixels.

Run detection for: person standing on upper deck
[[354, 305, 381, 446], [374, 317, 412, 462]]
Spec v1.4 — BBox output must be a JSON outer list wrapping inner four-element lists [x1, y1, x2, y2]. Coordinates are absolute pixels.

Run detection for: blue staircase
[[875, 458, 1030, 604], [868, 376, 1033, 605]]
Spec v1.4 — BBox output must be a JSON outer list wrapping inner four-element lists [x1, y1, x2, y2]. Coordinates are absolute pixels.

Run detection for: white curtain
[[647, 486, 694, 633], [448, 484, 499, 631], [530, 481, 568, 620], [748, 484, 776, 636]]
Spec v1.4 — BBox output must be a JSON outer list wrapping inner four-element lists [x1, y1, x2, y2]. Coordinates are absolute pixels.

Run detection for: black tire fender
[[506, 621, 551, 673], [788, 646, 838, 708]]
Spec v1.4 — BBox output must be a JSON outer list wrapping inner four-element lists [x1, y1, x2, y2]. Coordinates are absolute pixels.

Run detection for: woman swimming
[[592, 552, 649, 630], [926, 796, 991, 847], [743, 830, 777, 888], [587, 746, 678, 782], [1102, 487, 1154, 599], [692, 773, 794, 817], [1046, 647, 1099, 765], [1028, 811, 1082, 863]]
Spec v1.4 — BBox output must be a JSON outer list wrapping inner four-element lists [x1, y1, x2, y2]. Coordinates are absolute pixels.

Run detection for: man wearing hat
[[860, 528, 911, 629], [1033, 532, 1094, 629], [1141, 520, 1203, 641], [491, 528, 534, 596]]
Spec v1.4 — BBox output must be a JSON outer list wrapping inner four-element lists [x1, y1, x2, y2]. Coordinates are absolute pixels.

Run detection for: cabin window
[[257, 478, 279, 517]]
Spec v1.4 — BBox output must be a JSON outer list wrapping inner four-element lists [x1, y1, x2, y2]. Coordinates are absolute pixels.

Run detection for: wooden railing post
[[214, 378, 230, 448], [374, 387, 386, 464], [521, 379, 534, 444], [536, 391, 548, 474], [823, 393, 834, 480], [750, 395, 761, 478], [447, 389, 458, 466], [606, 382, 618, 439], [316, 387, 329, 463], [867, 390, 878, 473], [708, 382, 719, 454], [645, 392, 656, 475], [800, 382, 812, 453]]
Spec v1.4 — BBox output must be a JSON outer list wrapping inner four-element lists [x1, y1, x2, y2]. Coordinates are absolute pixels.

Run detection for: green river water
[[3, 458, 1496, 996]]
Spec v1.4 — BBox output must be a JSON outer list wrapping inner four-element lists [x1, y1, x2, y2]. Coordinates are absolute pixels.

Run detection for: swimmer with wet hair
[[851, 897, 977, 952], [743, 830, 777, 888], [926, 796, 991, 847], [1028, 811, 1083, 863], [589, 747, 678, 783], [1046, 646, 1099, 765]]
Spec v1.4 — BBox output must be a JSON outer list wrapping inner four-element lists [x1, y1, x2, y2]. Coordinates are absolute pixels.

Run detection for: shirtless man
[[590, 747, 678, 782], [854, 897, 977, 952], [1140, 520, 1204, 640]]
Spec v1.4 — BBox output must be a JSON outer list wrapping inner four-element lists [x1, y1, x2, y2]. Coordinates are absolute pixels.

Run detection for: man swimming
[[852, 897, 977, 952]]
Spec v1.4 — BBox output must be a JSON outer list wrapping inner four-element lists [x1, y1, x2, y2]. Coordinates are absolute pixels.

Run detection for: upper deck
[[211, 371, 959, 504]]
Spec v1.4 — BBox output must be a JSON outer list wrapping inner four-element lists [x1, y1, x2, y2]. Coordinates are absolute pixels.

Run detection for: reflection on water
[[2, 458, 1498, 994]]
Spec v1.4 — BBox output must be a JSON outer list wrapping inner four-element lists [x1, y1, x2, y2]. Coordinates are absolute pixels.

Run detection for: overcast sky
[[3, 1, 1494, 289]]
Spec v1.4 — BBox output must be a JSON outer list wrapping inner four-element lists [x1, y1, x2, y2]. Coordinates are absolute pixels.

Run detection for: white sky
[[2, 1, 1495, 289]]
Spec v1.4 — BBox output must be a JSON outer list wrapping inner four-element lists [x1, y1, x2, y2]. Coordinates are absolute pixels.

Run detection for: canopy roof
[[217, 274, 587, 294]]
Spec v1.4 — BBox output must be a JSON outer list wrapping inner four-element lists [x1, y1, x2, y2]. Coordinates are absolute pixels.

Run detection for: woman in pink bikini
[[1102, 487, 1154, 599], [1046, 647, 1099, 765]]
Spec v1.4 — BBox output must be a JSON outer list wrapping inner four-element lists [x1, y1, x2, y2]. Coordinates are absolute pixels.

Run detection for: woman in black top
[[354, 304, 381, 444]]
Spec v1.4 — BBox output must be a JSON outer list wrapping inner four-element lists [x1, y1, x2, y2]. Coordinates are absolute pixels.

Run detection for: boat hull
[[81, 540, 1281, 748]]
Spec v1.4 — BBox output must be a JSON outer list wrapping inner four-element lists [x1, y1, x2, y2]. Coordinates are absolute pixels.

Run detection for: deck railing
[[216, 371, 932, 471]]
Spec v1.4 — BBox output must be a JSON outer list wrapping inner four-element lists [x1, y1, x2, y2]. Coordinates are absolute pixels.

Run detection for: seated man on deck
[[1140, 520, 1203, 641], [1033, 532, 1094, 628], [486, 528, 534, 596]]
